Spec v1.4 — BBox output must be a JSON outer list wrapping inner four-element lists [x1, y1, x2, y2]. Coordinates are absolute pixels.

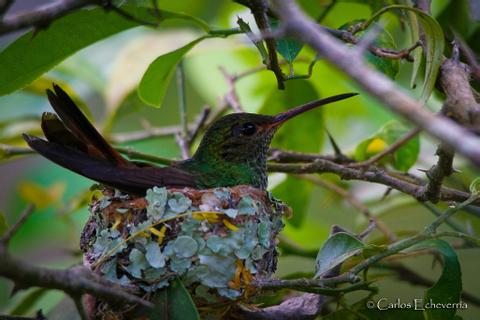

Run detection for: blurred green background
[[0, 0, 479, 318]]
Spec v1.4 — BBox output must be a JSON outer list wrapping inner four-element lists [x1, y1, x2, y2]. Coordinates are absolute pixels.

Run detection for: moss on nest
[[81, 185, 287, 318]]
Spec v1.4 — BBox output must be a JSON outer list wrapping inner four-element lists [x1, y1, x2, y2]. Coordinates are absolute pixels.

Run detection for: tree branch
[[255, 196, 479, 298], [234, 0, 285, 89], [0, 209, 154, 316], [0, 0, 92, 35], [419, 46, 480, 202], [267, 160, 475, 204], [272, 0, 480, 168]]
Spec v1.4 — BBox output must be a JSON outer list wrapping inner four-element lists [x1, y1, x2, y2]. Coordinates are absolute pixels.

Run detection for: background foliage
[[0, 0, 479, 319]]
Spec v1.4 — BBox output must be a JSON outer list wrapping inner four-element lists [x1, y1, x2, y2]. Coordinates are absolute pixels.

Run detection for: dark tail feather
[[23, 134, 196, 194], [41, 112, 88, 153], [45, 84, 129, 166]]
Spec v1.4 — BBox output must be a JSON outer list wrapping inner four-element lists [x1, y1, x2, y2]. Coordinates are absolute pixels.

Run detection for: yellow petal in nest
[[222, 219, 239, 232], [136, 231, 150, 238], [149, 225, 167, 244], [89, 189, 105, 202], [111, 216, 122, 230], [192, 211, 221, 223], [241, 267, 253, 284]]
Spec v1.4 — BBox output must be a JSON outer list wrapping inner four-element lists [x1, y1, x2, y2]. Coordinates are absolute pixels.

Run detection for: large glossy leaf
[[363, 5, 445, 103], [315, 232, 364, 278], [410, 239, 462, 320], [150, 278, 200, 320], [138, 37, 206, 108], [0, 6, 210, 97]]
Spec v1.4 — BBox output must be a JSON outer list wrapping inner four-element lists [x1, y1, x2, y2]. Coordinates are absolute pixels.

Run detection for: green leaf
[[380, 121, 420, 171], [150, 278, 200, 320], [403, 1, 422, 90], [0, 6, 212, 97], [363, 5, 445, 103], [271, 176, 312, 228], [0, 211, 8, 236], [138, 37, 206, 107], [410, 239, 462, 320], [0, 7, 151, 96], [315, 232, 364, 278], [354, 121, 420, 172], [276, 38, 303, 63], [270, 17, 303, 63]]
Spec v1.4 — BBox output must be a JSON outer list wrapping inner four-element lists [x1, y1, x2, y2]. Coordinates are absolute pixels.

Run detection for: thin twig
[[421, 202, 466, 233], [235, 0, 285, 89], [219, 66, 244, 112], [110, 124, 194, 143], [1, 204, 35, 244], [316, 0, 336, 23], [176, 61, 190, 159], [189, 107, 211, 145], [268, 160, 475, 204], [0, 143, 37, 158], [268, 148, 348, 163]]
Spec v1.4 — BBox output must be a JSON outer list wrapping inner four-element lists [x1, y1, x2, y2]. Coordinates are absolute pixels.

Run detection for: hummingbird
[[23, 85, 357, 194]]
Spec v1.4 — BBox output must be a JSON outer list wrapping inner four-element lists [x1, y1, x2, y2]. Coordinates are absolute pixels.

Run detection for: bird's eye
[[240, 123, 256, 136]]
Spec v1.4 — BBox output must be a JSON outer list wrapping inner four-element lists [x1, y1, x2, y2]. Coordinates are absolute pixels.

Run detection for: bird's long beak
[[269, 92, 358, 127]]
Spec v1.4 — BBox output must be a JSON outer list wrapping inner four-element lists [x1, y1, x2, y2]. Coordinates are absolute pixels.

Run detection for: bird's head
[[192, 93, 358, 165]]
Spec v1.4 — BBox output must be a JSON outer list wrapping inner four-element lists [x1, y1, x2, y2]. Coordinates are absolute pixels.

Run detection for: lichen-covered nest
[[81, 185, 288, 319]]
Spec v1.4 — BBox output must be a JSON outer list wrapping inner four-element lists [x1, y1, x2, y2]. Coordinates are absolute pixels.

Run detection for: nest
[[80, 185, 288, 319]]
